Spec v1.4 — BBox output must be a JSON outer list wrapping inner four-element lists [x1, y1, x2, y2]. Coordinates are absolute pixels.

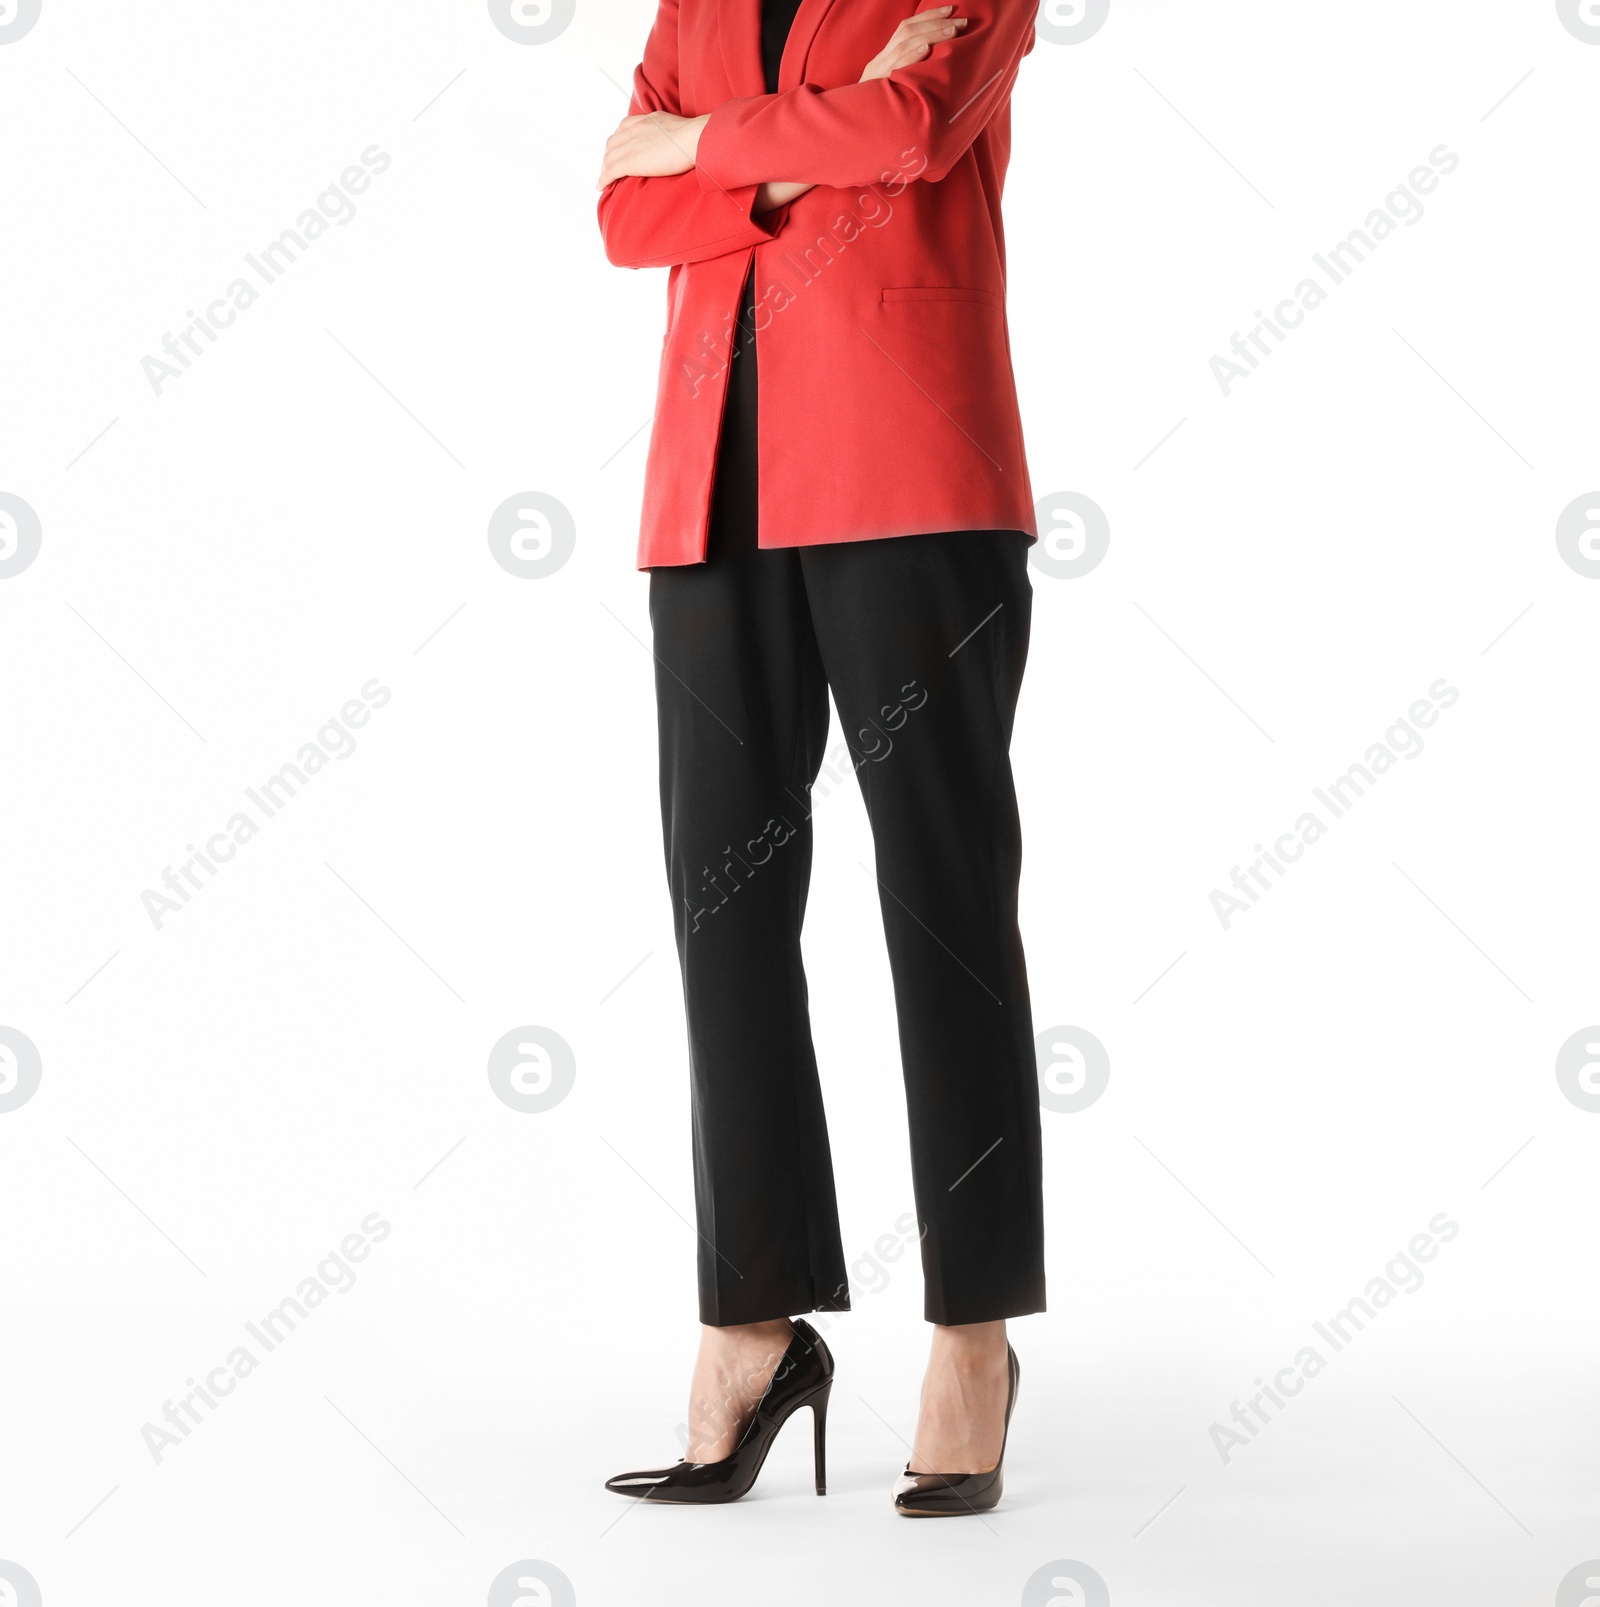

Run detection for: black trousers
[[647, 302, 1045, 1328]]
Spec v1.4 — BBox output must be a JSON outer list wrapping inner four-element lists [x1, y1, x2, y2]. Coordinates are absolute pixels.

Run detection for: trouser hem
[[700, 1288, 853, 1328], [924, 1284, 1047, 1327]]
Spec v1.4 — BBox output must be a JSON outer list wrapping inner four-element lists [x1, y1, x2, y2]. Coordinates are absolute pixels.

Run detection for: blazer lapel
[[719, 0, 843, 97], [717, 0, 767, 98], [778, 0, 841, 92]]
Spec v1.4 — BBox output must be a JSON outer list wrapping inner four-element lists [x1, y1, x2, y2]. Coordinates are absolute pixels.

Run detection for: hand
[[860, 5, 969, 82], [754, 181, 814, 216], [597, 111, 710, 189]]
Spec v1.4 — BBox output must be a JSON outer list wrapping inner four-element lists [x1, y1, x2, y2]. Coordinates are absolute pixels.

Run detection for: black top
[[713, 1, 803, 523], [762, 0, 805, 93]]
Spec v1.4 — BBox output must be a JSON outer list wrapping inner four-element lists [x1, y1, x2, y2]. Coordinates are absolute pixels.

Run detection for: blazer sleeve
[[597, 0, 787, 270], [696, 0, 1038, 192]]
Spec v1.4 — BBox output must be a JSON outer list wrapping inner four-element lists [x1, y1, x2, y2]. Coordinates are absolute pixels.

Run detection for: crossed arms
[[596, 2, 1036, 270]]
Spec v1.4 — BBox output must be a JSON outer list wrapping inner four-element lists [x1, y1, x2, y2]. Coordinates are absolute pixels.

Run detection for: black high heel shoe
[[892, 1342, 1020, 1517], [604, 1318, 834, 1504]]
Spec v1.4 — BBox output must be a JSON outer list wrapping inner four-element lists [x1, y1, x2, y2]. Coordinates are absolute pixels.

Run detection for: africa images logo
[[0, 492, 43, 578], [0, 0, 43, 45]]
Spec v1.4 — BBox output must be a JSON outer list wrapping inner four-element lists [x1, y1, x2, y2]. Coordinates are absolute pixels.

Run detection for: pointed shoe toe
[[892, 1465, 1003, 1516], [603, 1466, 679, 1497]]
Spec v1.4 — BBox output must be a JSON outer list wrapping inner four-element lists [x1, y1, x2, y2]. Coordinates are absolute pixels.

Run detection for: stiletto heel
[[892, 1343, 1020, 1517], [811, 1379, 831, 1495], [604, 1318, 835, 1505]]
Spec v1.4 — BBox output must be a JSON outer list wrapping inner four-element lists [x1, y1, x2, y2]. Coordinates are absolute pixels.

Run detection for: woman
[[596, 0, 1043, 1516]]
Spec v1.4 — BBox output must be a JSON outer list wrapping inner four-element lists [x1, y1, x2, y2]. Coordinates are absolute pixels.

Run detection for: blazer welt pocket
[[881, 286, 1004, 311]]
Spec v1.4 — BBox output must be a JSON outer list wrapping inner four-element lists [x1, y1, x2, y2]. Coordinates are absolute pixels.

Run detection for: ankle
[[929, 1319, 1008, 1367], [705, 1317, 792, 1354]]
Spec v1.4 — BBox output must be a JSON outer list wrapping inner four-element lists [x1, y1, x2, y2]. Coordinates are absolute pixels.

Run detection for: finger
[[895, 15, 968, 47], [889, 32, 946, 69], [598, 139, 632, 186]]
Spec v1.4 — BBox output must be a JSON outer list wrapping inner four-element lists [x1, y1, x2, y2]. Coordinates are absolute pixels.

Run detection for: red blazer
[[599, 0, 1040, 569]]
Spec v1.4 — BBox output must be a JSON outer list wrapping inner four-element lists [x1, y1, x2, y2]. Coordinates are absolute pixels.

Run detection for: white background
[[2, 2, 1597, 1604]]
